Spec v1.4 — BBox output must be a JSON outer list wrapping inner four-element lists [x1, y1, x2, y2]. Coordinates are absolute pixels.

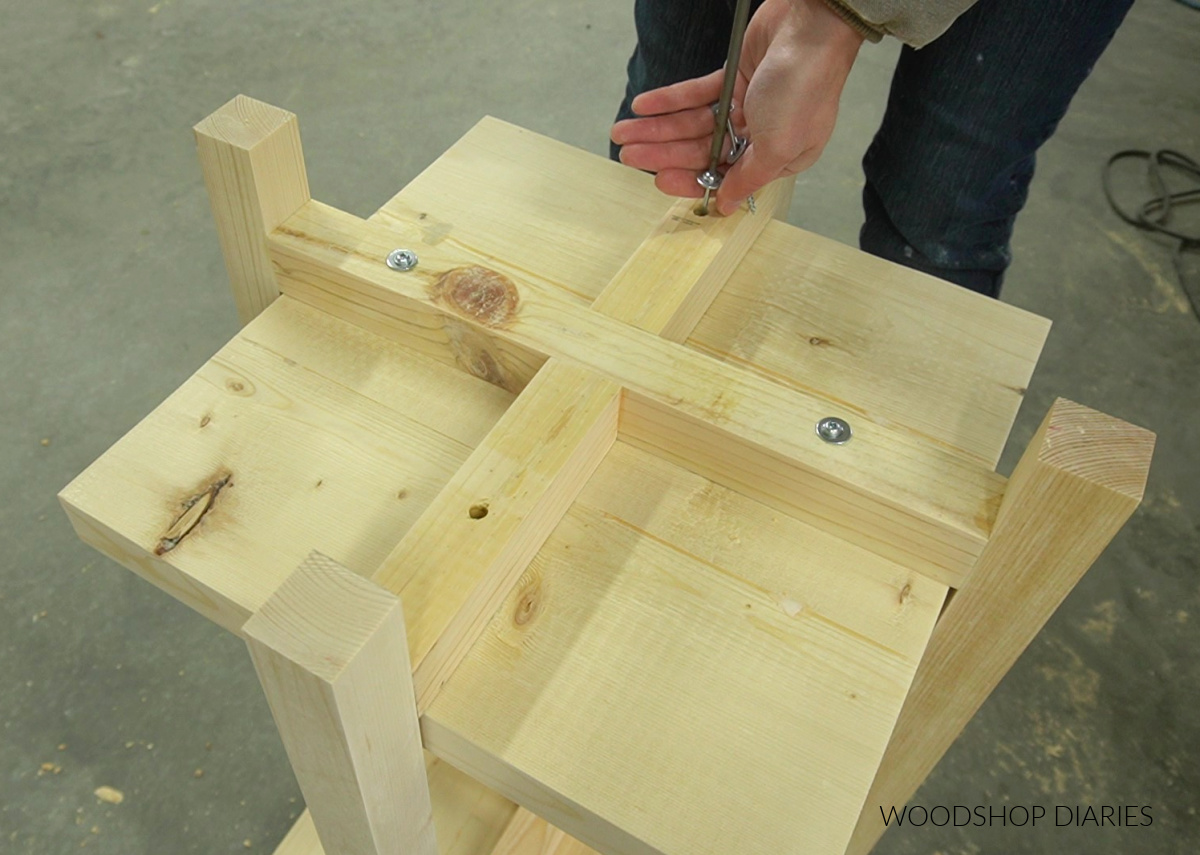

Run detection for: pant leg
[[860, 0, 1135, 297], [611, 0, 765, 162]]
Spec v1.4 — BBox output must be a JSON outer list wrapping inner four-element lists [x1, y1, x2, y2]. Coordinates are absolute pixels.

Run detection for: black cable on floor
[[1102, 149, 1200, 321]]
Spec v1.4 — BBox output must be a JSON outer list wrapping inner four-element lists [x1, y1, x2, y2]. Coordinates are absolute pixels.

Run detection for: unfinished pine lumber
[[372, 118, 1048, 468], [845, 399, 1154, 855], [591, 177, 793, 341], [272, 755, 523, 855], [59, 96, 1152, 855], [196, 95, 310, 325], [244, 553, 436, 855], [374, 359, 620, 712], [269, 199, 1004, 587]]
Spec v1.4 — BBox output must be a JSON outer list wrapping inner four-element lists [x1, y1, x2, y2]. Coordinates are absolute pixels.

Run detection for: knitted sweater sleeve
[[816, 0, 980, 47]]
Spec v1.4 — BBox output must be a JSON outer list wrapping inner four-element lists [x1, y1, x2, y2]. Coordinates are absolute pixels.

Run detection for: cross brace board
[[59, 95, 1153, 855]]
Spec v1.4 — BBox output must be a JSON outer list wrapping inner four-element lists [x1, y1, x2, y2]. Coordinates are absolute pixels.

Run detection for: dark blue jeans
[[613, 0, 1134, 297]]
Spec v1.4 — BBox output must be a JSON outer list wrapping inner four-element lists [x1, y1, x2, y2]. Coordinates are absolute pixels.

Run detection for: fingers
[[629, 68, 726, 117], [611, 104, 714, 147], [611, 69, 754, 198], [619, 138, 712, 173], [654, 169, 707, 198], [714, 141, 804, 215], [623, 138, 799, 212]]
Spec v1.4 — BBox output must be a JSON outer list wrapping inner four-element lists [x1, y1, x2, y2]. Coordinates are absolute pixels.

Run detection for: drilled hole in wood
[[692, 203, 710, 217], [469, 503, 489, 520]]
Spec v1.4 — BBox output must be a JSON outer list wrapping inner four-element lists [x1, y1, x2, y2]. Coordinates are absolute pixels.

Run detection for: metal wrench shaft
[[698, 0, 753, 215]]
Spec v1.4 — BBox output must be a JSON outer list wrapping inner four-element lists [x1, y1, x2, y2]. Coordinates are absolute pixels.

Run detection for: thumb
[[714, 142, 781, 215]]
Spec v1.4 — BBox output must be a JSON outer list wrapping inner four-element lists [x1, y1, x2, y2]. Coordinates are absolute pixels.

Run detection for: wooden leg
[[245, 552, 437, 855], [845, 398, 1154, 855], [273, 811, 323, 855], [195, 95, 310, 325]]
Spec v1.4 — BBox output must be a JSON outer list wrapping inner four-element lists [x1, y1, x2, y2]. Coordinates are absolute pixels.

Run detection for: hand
[[611, 0, 864, 215]]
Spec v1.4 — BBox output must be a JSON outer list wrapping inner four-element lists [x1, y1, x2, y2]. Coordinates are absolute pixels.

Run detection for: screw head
[[696, 169, 723, 191], [816, 416, 852, 445], [386, 249, 418, 271]]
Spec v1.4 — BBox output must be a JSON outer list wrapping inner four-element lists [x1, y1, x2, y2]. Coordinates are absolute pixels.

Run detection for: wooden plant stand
[[60, 96, 1154, 855]]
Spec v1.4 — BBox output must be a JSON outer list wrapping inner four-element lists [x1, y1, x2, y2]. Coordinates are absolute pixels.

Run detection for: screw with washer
[[386, 249, 419, 271], [815, 416, 852, 445], [696, 169, 723, 216], [696, 169, 723, 191]]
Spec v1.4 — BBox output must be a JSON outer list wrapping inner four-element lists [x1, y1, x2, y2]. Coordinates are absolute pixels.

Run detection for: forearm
[[802, 0, 981, 47]]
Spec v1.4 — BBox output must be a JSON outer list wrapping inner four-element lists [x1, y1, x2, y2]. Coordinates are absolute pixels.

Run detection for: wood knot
[[466, 349, 514, 391], [224, 377, 253, 396], [513, 578, 544, 627], [155, 472, 232, 555], [433, 266, 519, 327]]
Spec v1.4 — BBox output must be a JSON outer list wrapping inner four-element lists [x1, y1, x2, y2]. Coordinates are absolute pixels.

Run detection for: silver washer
[[386, 248, 419, 271], [815, 416, 852, 445], [696, 170, 723, 191]]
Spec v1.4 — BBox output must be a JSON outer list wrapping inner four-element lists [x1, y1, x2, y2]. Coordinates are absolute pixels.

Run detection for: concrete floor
[[1, 1, 1197, 853]]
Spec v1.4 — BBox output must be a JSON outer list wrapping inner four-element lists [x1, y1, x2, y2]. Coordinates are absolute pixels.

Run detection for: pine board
[[272, 200, 1005, 586], [60, 296, 514, 633], [424, 442, 947, 855], [275, 755, 521, 855], [61, 111, 1060, 855], [375, 118, 1048, 468]]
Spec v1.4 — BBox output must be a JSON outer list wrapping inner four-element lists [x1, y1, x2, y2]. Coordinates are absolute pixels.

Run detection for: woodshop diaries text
[[879, 804, 1154, 827]]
